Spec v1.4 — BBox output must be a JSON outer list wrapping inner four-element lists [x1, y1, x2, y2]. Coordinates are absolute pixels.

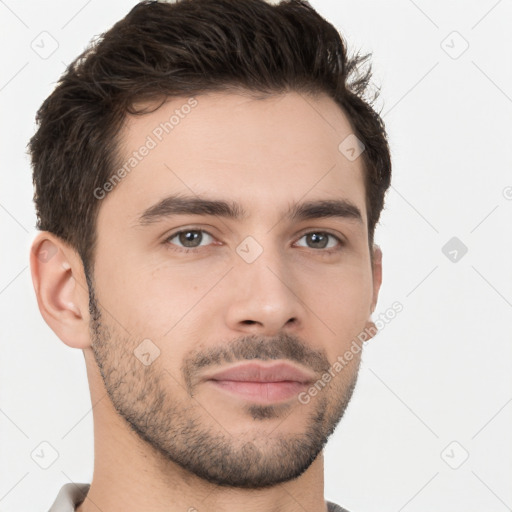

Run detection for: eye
[[164, 228, 344, 254], [164, 228, 216, 253], [294, 231, 343, 252]]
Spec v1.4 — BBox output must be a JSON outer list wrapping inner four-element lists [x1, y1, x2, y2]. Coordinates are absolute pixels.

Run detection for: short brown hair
[[29, 0, 392, 278]]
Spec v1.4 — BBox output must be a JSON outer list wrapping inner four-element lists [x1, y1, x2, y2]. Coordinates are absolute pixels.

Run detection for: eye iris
[[308, 233, 328, 249], [179, 230, 201, 247]]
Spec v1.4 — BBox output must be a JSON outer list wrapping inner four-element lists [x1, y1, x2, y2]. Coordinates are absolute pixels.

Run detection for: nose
[[223, 243, 306, 336]]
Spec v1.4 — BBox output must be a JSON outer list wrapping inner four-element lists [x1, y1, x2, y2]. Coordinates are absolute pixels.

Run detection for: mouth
[[206, 380, 310, 403], [203, 361, 315, 404]]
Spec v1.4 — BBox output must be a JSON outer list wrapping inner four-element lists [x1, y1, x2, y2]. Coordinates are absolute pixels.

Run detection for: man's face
[[88, 91, 379, 488]]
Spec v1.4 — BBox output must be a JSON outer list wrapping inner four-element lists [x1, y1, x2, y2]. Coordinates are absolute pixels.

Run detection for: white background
[[1, 1, 511, 511]]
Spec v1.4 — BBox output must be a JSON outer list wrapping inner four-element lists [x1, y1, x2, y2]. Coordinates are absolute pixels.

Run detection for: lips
[[204, 361, 316, 384], [203, 362, 317, 404]]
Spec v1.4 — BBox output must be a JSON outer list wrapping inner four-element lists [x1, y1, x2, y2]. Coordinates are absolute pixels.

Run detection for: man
[[29, 0, 391, 510]]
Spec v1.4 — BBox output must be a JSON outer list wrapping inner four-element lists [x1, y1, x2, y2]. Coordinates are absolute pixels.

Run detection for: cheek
[[104, 258, 230, 341], [301, 264, 373, 348], [92, 259, 179, 340], [302, 256, 373, 308]]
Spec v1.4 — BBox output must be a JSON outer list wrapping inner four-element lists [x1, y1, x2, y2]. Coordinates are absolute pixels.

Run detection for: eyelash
[[163, 227, 345, 255]]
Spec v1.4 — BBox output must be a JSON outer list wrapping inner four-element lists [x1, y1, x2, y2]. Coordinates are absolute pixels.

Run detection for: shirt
[[48, 483, 350, 511]]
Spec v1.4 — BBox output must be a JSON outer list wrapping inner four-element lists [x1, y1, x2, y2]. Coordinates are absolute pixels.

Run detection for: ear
[[30, 232, 91, 349], [363, 244, 383, 341], [370, 244, 383, 314]]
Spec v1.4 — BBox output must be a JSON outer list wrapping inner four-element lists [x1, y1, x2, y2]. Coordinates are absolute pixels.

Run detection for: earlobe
[[30, 232, 91, 349]]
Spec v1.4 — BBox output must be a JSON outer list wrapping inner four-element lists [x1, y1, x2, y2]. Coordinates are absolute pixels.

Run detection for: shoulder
[[47, 483, 90, 511], [326, 499, 352, 512]]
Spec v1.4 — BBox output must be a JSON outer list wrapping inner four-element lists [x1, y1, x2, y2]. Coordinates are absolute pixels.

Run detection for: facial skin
[[31, 91, 382, 512]]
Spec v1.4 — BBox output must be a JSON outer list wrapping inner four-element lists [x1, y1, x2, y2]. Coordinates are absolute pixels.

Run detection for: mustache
[[181, 332, 330, 393]]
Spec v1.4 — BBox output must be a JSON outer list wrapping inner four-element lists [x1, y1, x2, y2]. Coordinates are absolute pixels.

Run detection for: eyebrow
[[135, 194, 364, 227]]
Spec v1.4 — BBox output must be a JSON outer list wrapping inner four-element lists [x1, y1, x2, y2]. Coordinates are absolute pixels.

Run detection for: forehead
[[98, 91, 367, 229]]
